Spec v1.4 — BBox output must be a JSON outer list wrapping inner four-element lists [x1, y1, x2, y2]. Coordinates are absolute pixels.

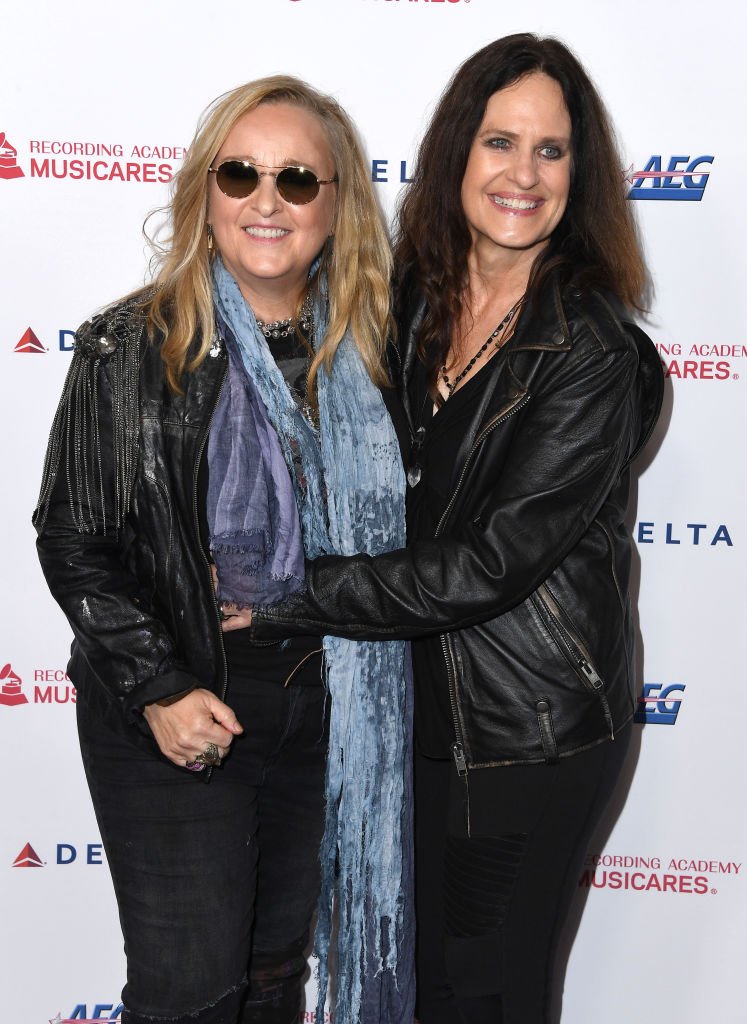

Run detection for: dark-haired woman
[[241, 35, 664, 1024]]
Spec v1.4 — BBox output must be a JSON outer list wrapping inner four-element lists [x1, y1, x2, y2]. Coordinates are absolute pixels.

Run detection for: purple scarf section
[[207, 319, 305, 607]]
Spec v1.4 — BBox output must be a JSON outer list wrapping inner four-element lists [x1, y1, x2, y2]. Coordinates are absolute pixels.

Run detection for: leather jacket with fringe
[[34, 300, 229, 747]]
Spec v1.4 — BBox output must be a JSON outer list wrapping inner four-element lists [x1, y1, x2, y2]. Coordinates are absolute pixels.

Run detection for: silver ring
[[186, 742, 222, 770]]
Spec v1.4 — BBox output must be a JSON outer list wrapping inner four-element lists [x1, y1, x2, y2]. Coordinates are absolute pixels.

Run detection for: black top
[[407, 359, 487, 757], [267, 325, 319, 429]]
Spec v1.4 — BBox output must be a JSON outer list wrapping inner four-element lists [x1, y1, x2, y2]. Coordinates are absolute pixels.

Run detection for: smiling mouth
[[243, 226, 290, 239], [490, 196, 542, 211]]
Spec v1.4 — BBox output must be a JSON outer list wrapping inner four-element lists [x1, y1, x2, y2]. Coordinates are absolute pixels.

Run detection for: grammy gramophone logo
[[0, 663, 28, 705], [0, 132, 24, 179]]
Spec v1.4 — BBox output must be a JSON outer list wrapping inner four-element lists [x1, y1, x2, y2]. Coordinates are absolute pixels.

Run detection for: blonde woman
[[34, 77, 412, 1024]]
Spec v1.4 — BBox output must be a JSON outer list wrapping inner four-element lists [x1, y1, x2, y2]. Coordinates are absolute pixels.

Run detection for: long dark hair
[[394, 33, 646, 375]]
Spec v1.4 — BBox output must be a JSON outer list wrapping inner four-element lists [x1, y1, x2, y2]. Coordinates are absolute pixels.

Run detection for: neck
[[464, 238, 547, 314], [237, 281, 305, 324]]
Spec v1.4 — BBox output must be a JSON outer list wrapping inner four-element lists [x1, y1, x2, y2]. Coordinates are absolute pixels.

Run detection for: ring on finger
[[186, 741, 222, 770]]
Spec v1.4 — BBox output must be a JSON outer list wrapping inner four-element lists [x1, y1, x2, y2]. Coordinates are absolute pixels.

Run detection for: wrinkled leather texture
[[251, 279, 665, 767], [35, 304, 228, 742]]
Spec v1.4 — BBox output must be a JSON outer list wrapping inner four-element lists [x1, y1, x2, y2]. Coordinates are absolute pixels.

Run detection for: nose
[[508, 147, 540, 190], [250, 171, 283, 216]]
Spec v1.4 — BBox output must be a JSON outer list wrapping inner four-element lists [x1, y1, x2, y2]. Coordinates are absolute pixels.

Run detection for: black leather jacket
[[33, 301, 409, 748], [250, 279, 664, 770], [34, 302, 230, 744]]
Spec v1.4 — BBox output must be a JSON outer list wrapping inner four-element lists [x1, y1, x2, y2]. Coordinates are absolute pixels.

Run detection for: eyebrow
[[478, 128, 571, 147]]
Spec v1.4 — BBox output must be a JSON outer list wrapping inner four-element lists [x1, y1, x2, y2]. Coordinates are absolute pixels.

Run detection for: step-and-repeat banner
[[2, 2, 744, 1022]]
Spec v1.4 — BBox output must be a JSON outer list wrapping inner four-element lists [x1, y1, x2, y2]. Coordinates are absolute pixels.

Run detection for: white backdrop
[[2, 1, 745, 1022]]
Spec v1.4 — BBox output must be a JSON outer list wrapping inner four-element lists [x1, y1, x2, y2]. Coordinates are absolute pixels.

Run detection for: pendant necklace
[[408, 295, 523, 488]]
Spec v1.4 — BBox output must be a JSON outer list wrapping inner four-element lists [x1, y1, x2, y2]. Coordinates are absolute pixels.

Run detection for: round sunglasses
[[208, 159, 337, 205]]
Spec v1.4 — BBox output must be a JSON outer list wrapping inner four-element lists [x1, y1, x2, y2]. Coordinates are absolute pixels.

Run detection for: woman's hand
[[219, 601, 253, 631], [210, 563, 253, 632], [142, 688, 243, 769]]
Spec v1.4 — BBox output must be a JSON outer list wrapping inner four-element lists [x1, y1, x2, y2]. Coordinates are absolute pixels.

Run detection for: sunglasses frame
[[208, 159, 337, 205]]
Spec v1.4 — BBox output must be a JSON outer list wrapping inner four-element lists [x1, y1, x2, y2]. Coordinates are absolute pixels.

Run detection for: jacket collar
[[397, 274, 664, 471], [398, 275, 571, 428], [400, 275, 573, 376]]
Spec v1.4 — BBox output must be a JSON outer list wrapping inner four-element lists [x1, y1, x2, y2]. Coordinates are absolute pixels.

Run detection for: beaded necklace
[[440, 296, 523, 397]]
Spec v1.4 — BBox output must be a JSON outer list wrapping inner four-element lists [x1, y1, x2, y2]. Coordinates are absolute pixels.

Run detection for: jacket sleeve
[[250, 325, 643, 642], [33, 317, 199, 721]]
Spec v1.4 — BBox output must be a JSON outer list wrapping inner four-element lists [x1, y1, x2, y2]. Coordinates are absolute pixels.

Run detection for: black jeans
[[415, 725, 632, 1024], [77, 675, 329, 1024]]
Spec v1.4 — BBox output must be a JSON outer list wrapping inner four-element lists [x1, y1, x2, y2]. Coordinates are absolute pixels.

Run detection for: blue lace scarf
[[210, 257, 414, 1024]]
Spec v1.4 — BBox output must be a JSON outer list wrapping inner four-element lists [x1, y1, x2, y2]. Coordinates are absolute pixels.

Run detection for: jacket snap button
[[536, 699, 550, 713]]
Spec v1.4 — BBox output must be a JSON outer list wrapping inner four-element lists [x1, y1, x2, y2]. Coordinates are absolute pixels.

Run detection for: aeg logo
[[49, 1004, 123, 1022], [634, 684, 685, 725], [626, 155, 714, 201]]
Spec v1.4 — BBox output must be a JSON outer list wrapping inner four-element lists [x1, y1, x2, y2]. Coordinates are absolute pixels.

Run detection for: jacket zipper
[[192, 361, 228, 779], [434, 395, 531, 786], [533, 583, 614, 737]]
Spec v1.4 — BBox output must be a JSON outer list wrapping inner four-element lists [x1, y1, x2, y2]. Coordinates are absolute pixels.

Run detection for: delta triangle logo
[[14, 327, 47, 353], [0, 662, 28, 705], [0, 131, 24, 179], [13, 842, 44, 868]]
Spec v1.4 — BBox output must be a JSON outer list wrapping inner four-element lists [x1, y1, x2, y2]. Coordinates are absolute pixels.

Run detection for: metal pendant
[[406, 426, 426, 487]]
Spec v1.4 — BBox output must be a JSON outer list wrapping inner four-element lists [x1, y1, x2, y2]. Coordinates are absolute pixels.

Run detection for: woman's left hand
[[220, 601, 253, 632], [210, 563, 253, 631]]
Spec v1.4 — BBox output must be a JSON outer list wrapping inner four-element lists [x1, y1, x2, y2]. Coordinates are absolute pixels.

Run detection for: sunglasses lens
[[216, 161, 259, 198], [276, 166, 320, 205]]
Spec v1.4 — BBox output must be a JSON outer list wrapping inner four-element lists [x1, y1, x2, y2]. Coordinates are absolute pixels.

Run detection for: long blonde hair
[[146, 76, 392, 393]]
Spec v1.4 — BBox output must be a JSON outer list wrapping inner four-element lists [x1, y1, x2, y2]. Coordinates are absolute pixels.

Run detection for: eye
[[484, 136, 511, 151], [539, 145, 566, 160]]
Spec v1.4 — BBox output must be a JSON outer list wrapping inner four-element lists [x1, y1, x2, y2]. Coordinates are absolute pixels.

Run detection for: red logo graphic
[[0, 131, 24, 179], [0, 663, 28, 705], [13, 842, 44, 868], [14, 327, 47, 353]]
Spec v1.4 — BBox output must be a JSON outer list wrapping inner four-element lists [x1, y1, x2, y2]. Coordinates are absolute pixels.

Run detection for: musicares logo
[[13, 842, 44, 868], [0, 131, 24, 179]]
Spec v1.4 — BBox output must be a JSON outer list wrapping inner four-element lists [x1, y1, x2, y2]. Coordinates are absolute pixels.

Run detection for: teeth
[[244, 226, 289, 238], [491, 196, 540, 210]]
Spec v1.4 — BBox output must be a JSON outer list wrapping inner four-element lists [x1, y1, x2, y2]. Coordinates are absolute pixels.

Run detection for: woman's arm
[[34, 323, 242, 763], [250, 328, 644, 642], [34, 333, 197, 718]]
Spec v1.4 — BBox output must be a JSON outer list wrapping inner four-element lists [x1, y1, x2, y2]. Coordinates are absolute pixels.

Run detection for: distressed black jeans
[[415, 725, 632, 1024], [77, 675, 329, 1024]]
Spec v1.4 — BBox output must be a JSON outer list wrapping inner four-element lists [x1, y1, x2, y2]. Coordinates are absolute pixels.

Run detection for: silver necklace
[[256, 293, 314, 340]]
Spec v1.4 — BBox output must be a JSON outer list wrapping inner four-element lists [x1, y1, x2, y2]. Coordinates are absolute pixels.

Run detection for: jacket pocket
[[530, 583, 614, 736]]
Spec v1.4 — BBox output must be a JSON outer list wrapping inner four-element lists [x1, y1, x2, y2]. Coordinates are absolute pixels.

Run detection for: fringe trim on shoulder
[[33, 303, 142, 536]]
